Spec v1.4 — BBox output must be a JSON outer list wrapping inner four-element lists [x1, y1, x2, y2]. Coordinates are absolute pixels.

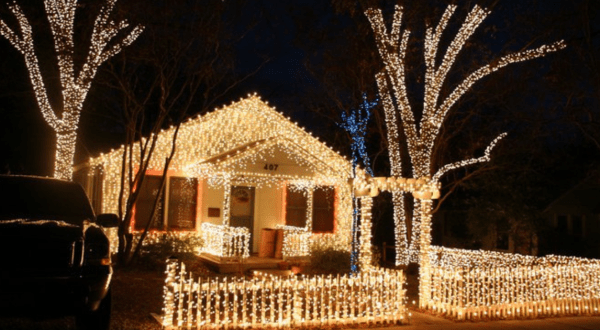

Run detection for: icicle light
[[88, 95, 355, 254]]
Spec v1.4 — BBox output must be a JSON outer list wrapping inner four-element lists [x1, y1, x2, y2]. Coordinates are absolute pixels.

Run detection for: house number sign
[[264, 163, 279, 171]]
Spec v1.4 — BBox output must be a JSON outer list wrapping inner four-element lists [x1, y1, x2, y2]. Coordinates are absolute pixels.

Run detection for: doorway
[[229, 186, 255, 253]]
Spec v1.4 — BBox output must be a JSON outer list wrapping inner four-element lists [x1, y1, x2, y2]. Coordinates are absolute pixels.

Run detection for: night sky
[[0, 0, 598, 229]]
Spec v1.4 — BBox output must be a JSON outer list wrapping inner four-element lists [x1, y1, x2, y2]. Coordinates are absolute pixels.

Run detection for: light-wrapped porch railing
[[201, 223, 250, 259], [161, 259, 408, 329], [276, 225, 311, 258], [424, 246, 600, 320]]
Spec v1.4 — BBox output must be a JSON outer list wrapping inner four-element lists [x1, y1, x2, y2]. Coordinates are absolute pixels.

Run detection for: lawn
[[0, 268, 167, 330]]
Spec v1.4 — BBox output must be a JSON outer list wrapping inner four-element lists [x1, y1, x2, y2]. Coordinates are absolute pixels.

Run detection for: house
[[434, 210, 537, 256], [542, 173, 600, 257], [74, 95, 355, 261]]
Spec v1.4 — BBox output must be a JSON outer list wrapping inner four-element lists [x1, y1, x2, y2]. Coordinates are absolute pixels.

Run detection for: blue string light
[[339, 93, 378, 275], [339, 93, 377, 177]]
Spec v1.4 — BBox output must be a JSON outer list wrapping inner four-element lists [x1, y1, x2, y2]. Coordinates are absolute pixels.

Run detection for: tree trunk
[[54, 130, 77, 181], [391, 191, 410, 265], [418, 199, 433, 309]]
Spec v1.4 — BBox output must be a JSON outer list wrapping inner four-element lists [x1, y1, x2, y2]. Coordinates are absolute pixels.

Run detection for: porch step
[[251, 269, 294, 279]]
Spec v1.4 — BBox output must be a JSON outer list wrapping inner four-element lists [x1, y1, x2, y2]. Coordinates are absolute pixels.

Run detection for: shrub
[[308, 245, 351, 275], [131, 232, 203, 270]]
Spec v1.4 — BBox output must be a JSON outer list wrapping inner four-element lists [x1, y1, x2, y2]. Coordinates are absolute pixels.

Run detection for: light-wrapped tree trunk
[[365, 4, 565, 265], [0, 0, 143, 180]]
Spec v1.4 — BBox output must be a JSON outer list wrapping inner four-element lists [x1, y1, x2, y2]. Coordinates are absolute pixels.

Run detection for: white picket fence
[[424, 246, 600, 320], [161, 259, 408, 329]]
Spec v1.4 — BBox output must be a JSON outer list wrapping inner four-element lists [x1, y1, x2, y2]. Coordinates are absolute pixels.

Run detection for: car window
[[0, 176, 95, 226]]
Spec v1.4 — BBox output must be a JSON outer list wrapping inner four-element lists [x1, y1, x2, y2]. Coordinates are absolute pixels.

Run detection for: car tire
[[75, 288, 111, 330]]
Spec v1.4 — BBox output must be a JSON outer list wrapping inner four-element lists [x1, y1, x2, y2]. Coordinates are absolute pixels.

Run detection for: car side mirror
[[96, 214, 120, 228]]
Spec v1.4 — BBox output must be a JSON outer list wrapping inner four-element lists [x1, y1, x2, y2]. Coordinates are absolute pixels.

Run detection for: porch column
[[305, 186, 314, 231], [418, 198, 433, 309], [222, 176, 231, 226], [358, 196, 373, 271]]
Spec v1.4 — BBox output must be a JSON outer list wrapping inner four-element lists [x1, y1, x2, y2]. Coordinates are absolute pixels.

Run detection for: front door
[[229, 186, 255, 253]]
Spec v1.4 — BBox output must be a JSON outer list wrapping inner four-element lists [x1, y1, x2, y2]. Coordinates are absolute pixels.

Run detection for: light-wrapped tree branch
[[0, 0, 143, 180], [365, 4, 564, 264]]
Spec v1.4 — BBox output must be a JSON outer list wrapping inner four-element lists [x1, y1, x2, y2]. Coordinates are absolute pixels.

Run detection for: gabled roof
[[89, 95, 352, 180], [193, 136, 342, 179], [544, 174, 600, 215]]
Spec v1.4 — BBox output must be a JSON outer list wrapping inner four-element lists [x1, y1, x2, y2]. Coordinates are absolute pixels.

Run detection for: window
[[73, 166, 103, 214], [571, 215, 583, 237], [134, 175, 199, 231], [285, 188, 307, 228], [134, 175, 164, 231], [496, 218, 509, 250], [90, 166, 103, 214], [285, 185, 335, 233], [312, 186, 334, 233], [557, 215, 568, 233], [168, 177, 198, 230]]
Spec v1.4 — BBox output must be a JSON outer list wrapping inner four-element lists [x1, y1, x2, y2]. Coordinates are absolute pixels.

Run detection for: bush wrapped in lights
[[275, 225, 311, 258]]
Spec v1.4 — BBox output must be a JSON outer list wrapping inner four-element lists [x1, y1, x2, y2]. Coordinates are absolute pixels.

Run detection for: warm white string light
[[0, 0, 143, 180], [201, 222, 250, 259], [426, 246, 600, 320], [365, 4, 565, 265], [432, 133, 508, 182], [358, 197, 373, 270], [376, 72, 408, 266], [161, 258, 408, 328], [88, 95, 354, 256], [275, 225, 311, 258]]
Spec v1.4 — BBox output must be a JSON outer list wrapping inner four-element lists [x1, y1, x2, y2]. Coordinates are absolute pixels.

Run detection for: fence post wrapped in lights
[[365, 3, 565, 265], [0, 0, 143, 180], [422, 246, 600, 320], [161, 259, 408, 329]]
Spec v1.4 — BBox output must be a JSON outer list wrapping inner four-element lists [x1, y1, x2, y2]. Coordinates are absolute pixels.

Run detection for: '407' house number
[[264, 163, 278, 171]]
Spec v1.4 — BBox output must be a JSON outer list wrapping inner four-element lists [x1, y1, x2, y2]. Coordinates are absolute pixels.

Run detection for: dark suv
[[0, 175, 118, 330]]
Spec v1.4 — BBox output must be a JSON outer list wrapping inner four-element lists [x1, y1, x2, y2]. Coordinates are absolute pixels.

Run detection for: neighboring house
[[434, 210, 536, 256], [74, 95, 354, 258], [542, 174, 600, 257]]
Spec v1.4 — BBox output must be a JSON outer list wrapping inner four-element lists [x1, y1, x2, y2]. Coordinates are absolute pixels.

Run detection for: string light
[[426, 246, 600, 320], [161, 258, 408, 328], [275, 225, 311, 258], [338, 92, 377, 177], [88, 95, 354, 257], [376, 73, 408, 265], [358, 197, 373, 271], [365, 4, 565, 265], [201, 222, 250, 258], [338, 92, 377, 273], [0, 0, 143, 180], [432, 133, 508, 182]]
